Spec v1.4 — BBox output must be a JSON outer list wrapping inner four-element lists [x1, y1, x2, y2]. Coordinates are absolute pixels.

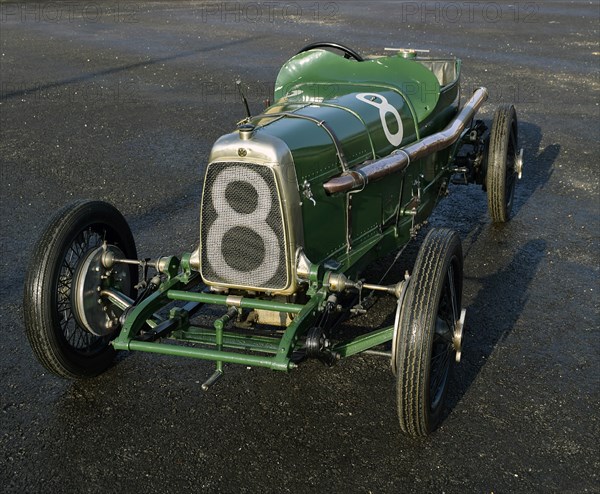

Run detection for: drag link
[[326, 272, 406, 299]]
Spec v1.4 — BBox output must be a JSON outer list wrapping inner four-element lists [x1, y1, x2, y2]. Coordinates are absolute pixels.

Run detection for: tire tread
[[487, 104, 518, 223], [396, 228, 463, 436]]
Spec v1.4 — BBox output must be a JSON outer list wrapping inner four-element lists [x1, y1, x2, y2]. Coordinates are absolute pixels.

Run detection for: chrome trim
[[100, 288, 134, 311], [156, 257, 171, 274], [189, 246, 200, 271], [200, 130, 303, 295], [238, 123, 255, 140], [295, 248, 312, 281], [391, 276, 410, 376], [454, 308, 467, 363], [225, 295, 244, 307], [516, 148, 524, 179], [323, 87, 489, 194]]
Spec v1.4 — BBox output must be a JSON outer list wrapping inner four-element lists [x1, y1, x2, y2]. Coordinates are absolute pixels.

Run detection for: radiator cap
[[238, 123, 255, 140]]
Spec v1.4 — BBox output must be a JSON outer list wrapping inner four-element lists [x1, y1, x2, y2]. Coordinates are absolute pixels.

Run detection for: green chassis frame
[[110, 224, 409, 377], [112, 277, 392, 373]]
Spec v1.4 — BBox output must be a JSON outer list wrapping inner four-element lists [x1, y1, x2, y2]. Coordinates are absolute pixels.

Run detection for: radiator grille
[[201, 162, 288, 290]]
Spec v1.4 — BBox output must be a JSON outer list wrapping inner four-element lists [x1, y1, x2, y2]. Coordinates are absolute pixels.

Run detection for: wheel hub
[[516, 148, 524, 179], [390, 277, 410, 376], [433, 308, 466, 363], [452, 308, 467, 363], [71, 244, 130, 336]]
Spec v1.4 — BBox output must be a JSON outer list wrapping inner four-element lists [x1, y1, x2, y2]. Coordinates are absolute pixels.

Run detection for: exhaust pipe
[[323, 87, 489, 194]]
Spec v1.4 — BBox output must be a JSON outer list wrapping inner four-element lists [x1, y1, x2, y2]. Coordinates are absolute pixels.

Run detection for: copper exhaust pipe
[[323, 87, 489, 194]]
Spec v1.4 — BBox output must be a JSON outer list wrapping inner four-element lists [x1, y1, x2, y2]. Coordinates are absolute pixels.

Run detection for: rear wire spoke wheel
[[23, 200, 137, 378], [486, 104, 519, 222], [395, 228, 463, 437]]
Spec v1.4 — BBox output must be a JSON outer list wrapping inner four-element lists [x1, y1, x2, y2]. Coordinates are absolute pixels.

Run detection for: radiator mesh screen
[[201, 162, 288, 290]]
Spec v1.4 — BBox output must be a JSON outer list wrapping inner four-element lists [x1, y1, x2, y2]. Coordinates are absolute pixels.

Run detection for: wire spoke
[[430, 345, 450, 393], [54, 229, 106, 353]]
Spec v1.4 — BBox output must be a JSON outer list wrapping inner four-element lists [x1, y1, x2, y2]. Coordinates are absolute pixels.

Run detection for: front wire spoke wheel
[[57, 229, 105, 353], [23, 200, 137, 379]]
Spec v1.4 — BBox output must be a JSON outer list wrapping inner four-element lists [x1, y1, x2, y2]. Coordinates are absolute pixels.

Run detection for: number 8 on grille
[[200, 162, 288, 290]]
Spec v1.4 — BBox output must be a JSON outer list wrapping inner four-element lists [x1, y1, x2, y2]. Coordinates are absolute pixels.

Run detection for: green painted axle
[[111, 276, 395, 373], [333, 326, 394, 358], [174, 328, 283, 354], [166, 290, 305, 313], [112, 339, 293, 371]]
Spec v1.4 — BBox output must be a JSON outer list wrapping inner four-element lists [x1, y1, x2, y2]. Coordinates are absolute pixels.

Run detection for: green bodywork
[[261, 50, 459, 265], [112, 50, 466, 379]]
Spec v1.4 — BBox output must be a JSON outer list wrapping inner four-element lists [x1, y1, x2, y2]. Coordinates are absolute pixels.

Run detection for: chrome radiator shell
[[199, 130, 303, 295]]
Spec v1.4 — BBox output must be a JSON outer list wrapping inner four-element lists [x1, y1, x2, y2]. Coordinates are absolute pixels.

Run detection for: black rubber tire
[[23, 200, 138, 379], [296, 41, 363, 61], [395, 228, 463, 437], [486, 104, 519, 223]]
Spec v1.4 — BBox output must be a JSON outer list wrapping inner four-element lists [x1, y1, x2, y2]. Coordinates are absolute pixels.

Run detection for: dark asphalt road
[[1, 1, 598, 493]]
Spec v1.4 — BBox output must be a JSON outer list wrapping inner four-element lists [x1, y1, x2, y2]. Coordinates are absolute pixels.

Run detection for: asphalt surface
[[1, 1, 599, 493]]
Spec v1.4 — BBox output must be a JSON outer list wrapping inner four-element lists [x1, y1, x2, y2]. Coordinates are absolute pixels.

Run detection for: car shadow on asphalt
[[511, 121, 558, 218], [444, 237, 547, 417], [439, 120, 559, 423], [354, 119, 560, 428], [454, 121, 559, 262]]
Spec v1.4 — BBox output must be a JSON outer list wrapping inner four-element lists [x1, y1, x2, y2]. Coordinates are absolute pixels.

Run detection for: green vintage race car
[[23, 42, 522, 437]]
